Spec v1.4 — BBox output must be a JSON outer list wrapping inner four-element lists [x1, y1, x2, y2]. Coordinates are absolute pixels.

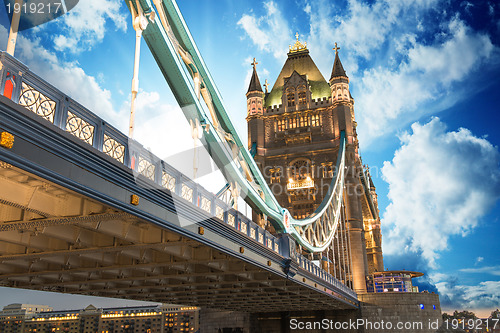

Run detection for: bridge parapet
[[0, 51, 356, 300]]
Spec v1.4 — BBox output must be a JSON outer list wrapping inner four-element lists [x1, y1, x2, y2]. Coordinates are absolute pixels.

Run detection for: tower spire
[[330, 42, 347, 80], [247, 58, 263, 93]]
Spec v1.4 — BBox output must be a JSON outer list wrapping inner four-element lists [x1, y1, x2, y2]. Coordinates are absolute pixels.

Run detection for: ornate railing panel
[[102, 134, 126, 163], [19, 81, 56, 123], [65, 110, 95, 145], [161, 170, 176, 191], [137, 156, 156, 181]]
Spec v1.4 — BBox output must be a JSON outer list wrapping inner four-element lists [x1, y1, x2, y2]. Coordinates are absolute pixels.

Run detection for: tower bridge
[[0, 0, 442, 332], [0, 51, 356, 312]]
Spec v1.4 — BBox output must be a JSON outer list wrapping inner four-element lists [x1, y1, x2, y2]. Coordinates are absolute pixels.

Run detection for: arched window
[[298, 115, 307, 127], [276, 118, 286, 131], [311, 114, 320, 127]]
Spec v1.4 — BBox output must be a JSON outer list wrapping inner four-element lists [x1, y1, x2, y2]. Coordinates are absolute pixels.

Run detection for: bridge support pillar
[[345, 179, 369, 294]]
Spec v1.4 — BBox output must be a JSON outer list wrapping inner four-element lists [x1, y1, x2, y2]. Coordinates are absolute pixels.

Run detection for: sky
[[0, 0, 499, 318]]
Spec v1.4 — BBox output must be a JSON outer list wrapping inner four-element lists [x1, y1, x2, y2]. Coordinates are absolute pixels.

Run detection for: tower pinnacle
[[330, 42, 347, 81], [333, 42, 340, 55], [251, 57, 258, 69], [247, 58, 263, 94], [289, 33, 307, 53]]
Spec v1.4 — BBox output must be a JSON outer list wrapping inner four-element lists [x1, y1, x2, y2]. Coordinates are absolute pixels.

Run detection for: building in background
[[366, 270, 423, 293], [0, 303, 199, 333], [0, 303, 53, 333]]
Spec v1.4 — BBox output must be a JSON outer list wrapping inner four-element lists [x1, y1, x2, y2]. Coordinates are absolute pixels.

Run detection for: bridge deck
[[0, 95, 357, 311], [0, 50, 357, 310]]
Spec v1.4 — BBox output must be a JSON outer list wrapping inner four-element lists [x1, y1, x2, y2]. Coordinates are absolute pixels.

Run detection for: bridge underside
[[0, 163, 352, 312]]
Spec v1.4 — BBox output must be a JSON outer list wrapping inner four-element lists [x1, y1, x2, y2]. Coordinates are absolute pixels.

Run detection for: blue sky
[[0, 0, 499, 317]]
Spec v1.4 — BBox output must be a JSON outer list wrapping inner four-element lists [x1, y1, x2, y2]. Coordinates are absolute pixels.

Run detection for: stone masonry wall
[[359, 292, 442, 333]]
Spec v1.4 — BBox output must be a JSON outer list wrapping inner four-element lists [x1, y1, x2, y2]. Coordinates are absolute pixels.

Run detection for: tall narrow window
[[276, 118, 286, 132], [298, 115, 306, 127], [298, 91, 306, 105], [311, 114, 320, 127], [322, 163, 334, 178], [298, 86, 307, 105], [286, 88, 295, 107], [270, 167, 281, 184]]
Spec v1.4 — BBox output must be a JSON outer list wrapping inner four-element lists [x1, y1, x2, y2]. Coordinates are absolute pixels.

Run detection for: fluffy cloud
[[53, 0, 127, 53], [433, 276, 500, 313], [239, 0, 498, 147], [120, 90, 226, 193], [120, 90, 192, 159], [356, 17, 495, 145], [381, 118, 500, 267], [237, 1, 291, 61], [0, 25, 117, 123]]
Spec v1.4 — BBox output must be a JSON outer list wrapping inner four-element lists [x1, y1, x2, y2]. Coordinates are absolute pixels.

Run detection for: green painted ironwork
[[125, 0, 346, 252]]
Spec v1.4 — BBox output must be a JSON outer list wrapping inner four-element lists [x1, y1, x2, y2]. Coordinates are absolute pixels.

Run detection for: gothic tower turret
[[246, 58, 264, 153], [329, 44, 369, 293], [246, 37, 383, 295], [364, 170, 384, 274], [329, 43, 355, 142]]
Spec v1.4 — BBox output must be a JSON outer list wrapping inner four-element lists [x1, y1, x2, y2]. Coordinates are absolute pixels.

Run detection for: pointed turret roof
[[330, 43, 347, 80], [264, 37, 330, 107], [247, 58, 263, 94], [369, 175, 375, 189]]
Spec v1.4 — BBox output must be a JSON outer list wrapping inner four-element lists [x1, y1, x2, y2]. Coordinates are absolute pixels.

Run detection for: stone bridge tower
[[246, 36, 384, 294]]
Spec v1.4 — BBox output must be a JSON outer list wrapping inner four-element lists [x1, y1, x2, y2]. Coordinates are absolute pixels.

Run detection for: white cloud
[[381, 118, 500, 268], [302, 0, 441, 72], [53, 0, 127, 53], [237, 1, 291, 61], [0, 25, 118, 124], [121, 90, 226, 193], [356, 17, 495, 146], [240, 1, 498, 147], [120, 90, 193, 159], [433, 277, 500, 312], [460, 265, 500, 276]]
